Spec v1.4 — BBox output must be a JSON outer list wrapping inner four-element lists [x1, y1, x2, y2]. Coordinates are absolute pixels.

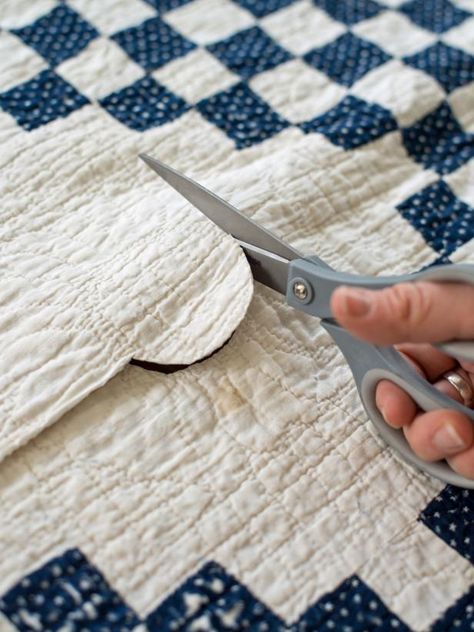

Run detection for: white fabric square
[[164, 0, 255, 45], [67, 0, 157, 35], [451, 237, 474, 263], [56, 37, 144, 100], [353, 10, 436, 57], [0, 614, 16, 632], [250, 59, 347, 123], [445, 161, 474, 208], [0, 0, 58, 28], [359, 522, 474, 630], [153, 48, 239, 103], [0, 109, 20, 141], [449, 81, 474, 131], [0, 32, 47, 93], [451, 0, 474, 10], [442, 17, 474, 55], [261, 0, 346, 55], [351, 59, 445, 127]]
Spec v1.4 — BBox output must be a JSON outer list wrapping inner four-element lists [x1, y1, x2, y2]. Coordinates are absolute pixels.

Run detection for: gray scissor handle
[[322, 321, 474, 489], [287, 261, 474, 362]]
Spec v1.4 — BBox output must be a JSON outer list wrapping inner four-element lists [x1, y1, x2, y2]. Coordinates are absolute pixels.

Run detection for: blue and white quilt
[[0, 0, 473, 630]]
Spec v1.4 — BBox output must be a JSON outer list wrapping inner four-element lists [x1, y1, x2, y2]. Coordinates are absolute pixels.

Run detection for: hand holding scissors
[[332, 283, 474, 481], [141, 154, 474, 488]]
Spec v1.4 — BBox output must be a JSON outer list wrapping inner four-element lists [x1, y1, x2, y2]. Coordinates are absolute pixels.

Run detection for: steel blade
[[140, 154, 302, 261]]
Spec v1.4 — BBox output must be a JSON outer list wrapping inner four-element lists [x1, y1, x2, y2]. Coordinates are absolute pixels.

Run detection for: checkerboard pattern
[[0, 0, 473, 259], [0, 1, 473, 629], [0, 526, 472, 631]]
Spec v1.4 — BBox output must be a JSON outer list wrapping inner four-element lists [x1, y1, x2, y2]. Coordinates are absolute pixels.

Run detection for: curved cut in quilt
[[0, 105, 253, 461]]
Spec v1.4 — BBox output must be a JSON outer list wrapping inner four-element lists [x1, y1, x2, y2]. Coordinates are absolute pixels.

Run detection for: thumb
[[331, 281, 474, 346]]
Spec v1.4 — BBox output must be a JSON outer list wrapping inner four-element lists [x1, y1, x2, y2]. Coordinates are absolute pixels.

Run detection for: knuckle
[[385, 282, 433, 330]]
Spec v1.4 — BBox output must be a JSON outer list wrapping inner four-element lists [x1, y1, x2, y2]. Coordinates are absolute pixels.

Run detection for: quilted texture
[[0, 100, 253, 460], [0, 0, 473, 630]]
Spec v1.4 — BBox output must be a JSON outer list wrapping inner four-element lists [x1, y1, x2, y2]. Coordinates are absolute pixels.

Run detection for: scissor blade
[[239, 240, 289, 295], [140, 154, 302, 261]]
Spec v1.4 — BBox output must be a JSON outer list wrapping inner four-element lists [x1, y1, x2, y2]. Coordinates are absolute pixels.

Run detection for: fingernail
[[433, 424, 467, 454], [341, 289, 372, 318]]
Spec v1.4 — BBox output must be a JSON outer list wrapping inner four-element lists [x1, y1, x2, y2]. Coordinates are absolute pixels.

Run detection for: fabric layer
[[0, 105, 253, 459]]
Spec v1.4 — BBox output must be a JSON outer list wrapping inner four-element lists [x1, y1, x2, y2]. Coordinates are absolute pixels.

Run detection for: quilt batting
[[0, 0, 473, 630]]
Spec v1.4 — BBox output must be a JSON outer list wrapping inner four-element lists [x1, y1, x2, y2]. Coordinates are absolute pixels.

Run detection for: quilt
[[0, 0, 473, 630]]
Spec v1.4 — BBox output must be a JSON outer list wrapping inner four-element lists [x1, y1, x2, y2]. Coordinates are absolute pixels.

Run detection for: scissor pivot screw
[[292, 279, 312, 303]]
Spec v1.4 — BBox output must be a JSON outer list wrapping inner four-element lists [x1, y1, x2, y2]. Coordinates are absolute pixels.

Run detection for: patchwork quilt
[[0, 0, 473, 630]]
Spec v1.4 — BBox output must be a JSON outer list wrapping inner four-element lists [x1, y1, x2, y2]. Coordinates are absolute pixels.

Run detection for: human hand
[[331, 281, 474, 479]]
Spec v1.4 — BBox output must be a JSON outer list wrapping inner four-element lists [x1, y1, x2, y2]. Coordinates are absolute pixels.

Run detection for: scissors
[[141, 154, 474, 489]]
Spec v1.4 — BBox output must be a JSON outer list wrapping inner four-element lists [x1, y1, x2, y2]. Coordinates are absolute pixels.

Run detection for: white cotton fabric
[[0, 105, 253, 460]]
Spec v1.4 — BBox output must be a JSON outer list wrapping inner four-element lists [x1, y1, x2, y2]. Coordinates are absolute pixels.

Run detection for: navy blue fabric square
[[423, 253, 453, 268], [0, 69, 88, 131], [402, 102, 474, 175], [100, 76, 188, 131], [0, 549, 139, 632], [400, 0, 471, 34], [112, 16, 195, 71], [12, 5, 98, 67], [419, 486, 474, 562], [397, 180, 474, 257], [143, 0, 193, 12], [207, 27, 292, 80], [313, 0, 383, 25], [403, 42, 474, 94], [196, 82, 289, 148], [431, 585, 474, 631], [300, 575, 410, 631], [147, 561, 284, 631], [233, 0, 295, 17], [304, 32, 391, 87], [300, 95, 397, 149]]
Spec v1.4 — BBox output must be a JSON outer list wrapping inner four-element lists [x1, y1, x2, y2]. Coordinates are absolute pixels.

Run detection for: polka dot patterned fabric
[[100, 76, 189, 131], [112, 16, 196, 71], [402, 102, 474, 175], [0, 549, 140, 632], [144, 0, 193, 13], [313, 0, 382, 26], [419, 486, 474, 562], [301, 95, 397, 150], [397, 180, 474, 257], [207, 27, 293, 80], [303, 32, 391, 88], [431, 585, 474, 631], [12, 5, 99, 67], [302, 576, 409, 631], [1, 550, 411, 632], [233, 0, 295, 18], [400, 0, 471, 35], [197, 81, 289, 148], [403, 42, 474, 94], [0, 69, 88, 131]]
